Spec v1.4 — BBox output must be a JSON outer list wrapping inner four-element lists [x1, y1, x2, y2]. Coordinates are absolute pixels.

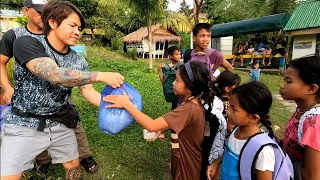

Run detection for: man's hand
[[97, 72, 124, 88], [3, 86, 14, 104]]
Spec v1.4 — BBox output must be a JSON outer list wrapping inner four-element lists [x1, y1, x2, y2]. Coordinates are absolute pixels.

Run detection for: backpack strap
[[183, 49, 192, 63], [298, 106, 320, 142], [163, 63, 170, 72], [239, 132, 279, 180], [176, 61, 184, 68]]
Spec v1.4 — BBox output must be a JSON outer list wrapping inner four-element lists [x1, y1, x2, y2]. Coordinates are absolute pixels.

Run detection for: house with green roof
[[284, 1, 320, 59]]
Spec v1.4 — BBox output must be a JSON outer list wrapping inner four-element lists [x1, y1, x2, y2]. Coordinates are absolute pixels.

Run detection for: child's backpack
[[183, 49, 216, 80], [98, 82, 142, 134], [239, 132, 294, 180], [298, 106, 320, 143], [162, 61, 183, 102]]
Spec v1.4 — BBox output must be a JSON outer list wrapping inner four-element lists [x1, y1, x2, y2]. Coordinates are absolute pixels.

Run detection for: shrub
[[127, 48, 138, 60], [111, 35, 123, 51]]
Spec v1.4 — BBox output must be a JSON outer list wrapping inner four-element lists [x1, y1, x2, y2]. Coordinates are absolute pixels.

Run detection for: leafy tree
[[16, 16, 28, 26], [179, 0, 192, 21], [67, 0, 99, 38], [100, 0, 191, 69], [0, 0, 23, 10]]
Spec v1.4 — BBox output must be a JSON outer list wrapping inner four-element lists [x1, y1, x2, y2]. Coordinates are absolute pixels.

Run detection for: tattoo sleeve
[[26, 57, 98, 87]]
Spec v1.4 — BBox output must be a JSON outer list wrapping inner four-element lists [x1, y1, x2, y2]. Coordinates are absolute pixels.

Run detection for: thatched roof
[[123, 25, 182, 43]]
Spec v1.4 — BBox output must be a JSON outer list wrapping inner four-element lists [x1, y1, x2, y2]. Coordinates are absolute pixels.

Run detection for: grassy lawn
[[25, 46, 293, 179]]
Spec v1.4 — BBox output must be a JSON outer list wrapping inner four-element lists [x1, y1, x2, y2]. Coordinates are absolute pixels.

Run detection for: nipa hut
[[123, 25, 182, 59]]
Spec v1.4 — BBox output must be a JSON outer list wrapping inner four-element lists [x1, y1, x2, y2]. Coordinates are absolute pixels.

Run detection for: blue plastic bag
[[98, 82, 142, 134], [0, 104, 11, 130]]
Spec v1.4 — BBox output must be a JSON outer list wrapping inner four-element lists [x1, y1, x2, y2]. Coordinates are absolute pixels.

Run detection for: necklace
[[234, 128, 260, 140], [181, 96, 196, 105], [297, 103, 320, 114]]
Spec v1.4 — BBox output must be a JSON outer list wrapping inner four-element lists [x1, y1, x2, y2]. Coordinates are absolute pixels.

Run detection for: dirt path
[[273, 94, 296, 113]]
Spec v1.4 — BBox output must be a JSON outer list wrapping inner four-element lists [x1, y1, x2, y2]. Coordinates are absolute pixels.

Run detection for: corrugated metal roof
[[284, 1, 320, 31]]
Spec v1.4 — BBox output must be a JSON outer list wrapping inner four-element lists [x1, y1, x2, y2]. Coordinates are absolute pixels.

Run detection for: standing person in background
[[183, 23, 233, 75], [249, 61, 261, 82], [0, 0, 99, 174], [158, 46, 183, 110]]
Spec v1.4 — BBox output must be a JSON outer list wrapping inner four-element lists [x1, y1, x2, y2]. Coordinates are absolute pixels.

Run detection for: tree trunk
[[90, 27, 95, 39], [148, 24, 153, 69], [193, 0, 199, 24]]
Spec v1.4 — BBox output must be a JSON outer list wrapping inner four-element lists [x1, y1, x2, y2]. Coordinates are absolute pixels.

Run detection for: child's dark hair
[[168, 46, 180, 56], [193, 23, 211, 36], [179, 61, 213, 104], [214, 71, 241, 97], [252, 61, 259, 68], [232, 81, 275, 137], [289, 54, 320, 99]]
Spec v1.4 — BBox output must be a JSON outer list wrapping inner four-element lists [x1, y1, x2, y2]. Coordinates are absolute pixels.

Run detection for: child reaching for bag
[[280, 55, 320, 180], [207, 81, 293, 180], [105, 61, 213, 180]]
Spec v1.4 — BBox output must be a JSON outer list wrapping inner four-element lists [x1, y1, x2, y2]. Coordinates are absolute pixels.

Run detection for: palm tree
[[99, 0, 191, 69]]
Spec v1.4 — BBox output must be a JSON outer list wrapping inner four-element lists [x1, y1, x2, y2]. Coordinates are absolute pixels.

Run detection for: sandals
[[80, 156, 98, 173]]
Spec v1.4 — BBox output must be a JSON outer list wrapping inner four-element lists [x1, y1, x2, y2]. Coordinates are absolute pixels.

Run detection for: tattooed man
[[0, 1, 124, 180]]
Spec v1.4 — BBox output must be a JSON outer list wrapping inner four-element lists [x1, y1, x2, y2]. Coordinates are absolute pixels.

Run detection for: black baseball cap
[[24, 0, 46, 13]]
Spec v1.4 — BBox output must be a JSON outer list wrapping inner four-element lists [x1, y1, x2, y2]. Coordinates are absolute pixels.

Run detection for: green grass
[[24, 46, 293, 179]]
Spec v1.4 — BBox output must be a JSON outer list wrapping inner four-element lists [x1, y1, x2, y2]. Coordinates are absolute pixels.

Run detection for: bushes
[[111, 34, 124, 51], [127, 48, 138, 60]]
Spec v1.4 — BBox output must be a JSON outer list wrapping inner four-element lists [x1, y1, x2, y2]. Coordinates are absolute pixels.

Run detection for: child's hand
[[147, 130, 162, 142], [104, 90, 131, 109], [249, 72, 252, 76], [158, 64, 165, 72], [207, 162, 219, 180]]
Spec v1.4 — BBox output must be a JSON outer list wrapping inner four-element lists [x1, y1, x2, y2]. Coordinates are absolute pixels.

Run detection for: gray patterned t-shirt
[[4, 35, 88, 128]]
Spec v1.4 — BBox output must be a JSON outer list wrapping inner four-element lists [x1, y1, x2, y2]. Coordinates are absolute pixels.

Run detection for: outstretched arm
[[26, 57, 99, 87], [104, 91, 169, 132], [14, 36, 124, 88], [79, 84, 101, 107]]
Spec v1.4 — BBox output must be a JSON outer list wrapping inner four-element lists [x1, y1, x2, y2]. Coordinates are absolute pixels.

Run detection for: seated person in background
[[247, 39, 256, 65], [255, 37, 271, 66], [267, 36, 288, 66], [231, 42, 247, 67]]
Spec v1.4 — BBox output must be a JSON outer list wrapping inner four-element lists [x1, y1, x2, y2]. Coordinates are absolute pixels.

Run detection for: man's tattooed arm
[[26, 57, 98, 87]]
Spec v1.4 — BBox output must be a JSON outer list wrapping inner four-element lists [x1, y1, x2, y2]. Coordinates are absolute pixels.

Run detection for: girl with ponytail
[[207, 81, 277, 180], [105, 61, 212, 180]]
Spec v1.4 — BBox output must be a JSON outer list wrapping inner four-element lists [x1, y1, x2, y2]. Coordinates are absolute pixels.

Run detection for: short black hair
[[168, 46, 180, 56], [42, 1, 85, 36], [215, 71, 241, 97], [289, 54, 320, 98], [193, 23, 211, 36], [252, 61, 259, 67]]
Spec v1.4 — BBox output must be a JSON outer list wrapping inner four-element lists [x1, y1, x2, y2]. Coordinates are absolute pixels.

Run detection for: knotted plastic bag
[[0, 104, 11, 130], [98, 82, 142, 134]]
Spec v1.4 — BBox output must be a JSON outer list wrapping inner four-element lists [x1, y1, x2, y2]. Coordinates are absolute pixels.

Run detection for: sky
[[167, 0, 193, 12]]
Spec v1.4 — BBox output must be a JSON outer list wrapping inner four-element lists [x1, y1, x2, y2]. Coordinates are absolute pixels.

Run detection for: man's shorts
[[272, 48, 286, 56], [0, 123, 78, 176]]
